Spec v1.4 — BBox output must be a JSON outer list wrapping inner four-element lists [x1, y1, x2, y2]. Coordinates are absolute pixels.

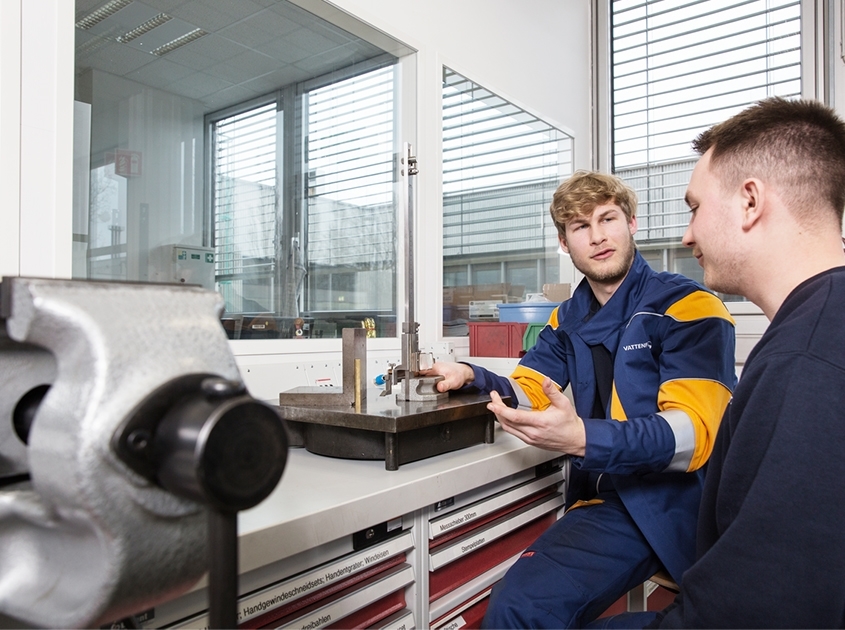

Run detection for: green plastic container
[[523, 322, 546, 351]]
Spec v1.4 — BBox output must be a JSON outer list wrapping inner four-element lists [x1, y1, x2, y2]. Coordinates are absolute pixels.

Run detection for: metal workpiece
[[280, 389, 497, 470], [396, 374, 447, 402], [0, 277, 285, 629], [278, 327, 368, 407]]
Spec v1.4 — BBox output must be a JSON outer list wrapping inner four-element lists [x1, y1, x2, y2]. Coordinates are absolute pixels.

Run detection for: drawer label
[[438, 616, 466, 630], [170, 532, 414, 628], [460, 537, 485, 553], [436, 511, 478, 534], [429, 470, 563, 540]]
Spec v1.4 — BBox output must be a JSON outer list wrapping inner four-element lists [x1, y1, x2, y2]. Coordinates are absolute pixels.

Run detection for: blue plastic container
[[497, 302, 557, 323]]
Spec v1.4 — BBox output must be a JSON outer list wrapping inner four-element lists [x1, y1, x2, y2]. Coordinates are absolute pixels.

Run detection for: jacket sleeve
[[579, 291, 736, 475], [462, 362, 519, 400]]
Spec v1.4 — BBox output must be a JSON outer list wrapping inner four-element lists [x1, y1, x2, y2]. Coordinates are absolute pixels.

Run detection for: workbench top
[[237, 426, 560, 574]]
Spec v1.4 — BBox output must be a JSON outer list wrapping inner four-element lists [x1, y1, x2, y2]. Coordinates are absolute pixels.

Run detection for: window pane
[[304, 66, 397, 338], [73, 0, 408, 339], [442, 68, 573, 337], [611, 0, 801, 302], [213, 102, 279, 316]]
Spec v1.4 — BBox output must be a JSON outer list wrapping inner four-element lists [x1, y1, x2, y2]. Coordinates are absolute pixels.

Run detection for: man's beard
[[572, 235, 636, 285]]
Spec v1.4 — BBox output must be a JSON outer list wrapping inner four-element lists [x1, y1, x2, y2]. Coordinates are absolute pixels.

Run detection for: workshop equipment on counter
[[278, 144, 499, 469]]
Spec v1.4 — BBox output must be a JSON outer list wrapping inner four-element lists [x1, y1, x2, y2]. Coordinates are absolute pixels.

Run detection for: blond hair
[[549, 171, 638, 240]]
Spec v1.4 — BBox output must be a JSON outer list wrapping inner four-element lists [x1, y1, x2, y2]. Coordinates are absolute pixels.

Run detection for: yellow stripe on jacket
[[611, 378, 732, 471], [665, 290, 735, 325]]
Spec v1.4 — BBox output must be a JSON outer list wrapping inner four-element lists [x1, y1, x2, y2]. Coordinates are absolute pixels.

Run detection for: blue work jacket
[[467, 252, 736, 582]]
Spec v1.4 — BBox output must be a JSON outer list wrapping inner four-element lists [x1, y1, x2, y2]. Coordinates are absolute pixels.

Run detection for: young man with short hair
[[645, 97, 845, 628], [426, 171, 736, 628]]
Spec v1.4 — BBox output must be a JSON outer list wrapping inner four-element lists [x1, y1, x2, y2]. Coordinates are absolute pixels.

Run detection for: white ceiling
[[74, 0, 391, 112]]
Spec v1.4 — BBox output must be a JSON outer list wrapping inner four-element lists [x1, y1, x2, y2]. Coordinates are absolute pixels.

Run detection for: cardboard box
[[543, 283, 571, 303], [443, 283, 525, 307], [444, 283, 525, 322]]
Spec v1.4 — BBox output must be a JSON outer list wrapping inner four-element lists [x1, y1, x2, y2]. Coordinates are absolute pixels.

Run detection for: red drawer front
[[429, 512, 556, 602], [245, 554, 405, 629], [325, 589, 406, 629]]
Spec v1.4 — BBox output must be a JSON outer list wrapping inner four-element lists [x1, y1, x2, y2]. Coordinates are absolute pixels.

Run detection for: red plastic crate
[[468, 322, 528, 358]]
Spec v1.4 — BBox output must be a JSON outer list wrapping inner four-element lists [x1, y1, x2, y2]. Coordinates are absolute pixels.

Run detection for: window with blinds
[[212, 101, 279, 315], [442, 67, 573, 336], [304, 65, 396, 315], [208, 62, 399, 338], [612, 0, 801, 272]]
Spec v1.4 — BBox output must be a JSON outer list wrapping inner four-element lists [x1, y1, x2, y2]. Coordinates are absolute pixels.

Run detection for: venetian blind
[[212, 101, 278, 281], [442, 67, 573, 257], [612, 0, 801, 241], [304, 65, 396, 269]]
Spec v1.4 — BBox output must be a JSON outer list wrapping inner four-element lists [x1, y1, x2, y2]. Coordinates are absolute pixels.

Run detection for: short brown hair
[[693, 97, 845, 226], [549, 171, 637, 240]]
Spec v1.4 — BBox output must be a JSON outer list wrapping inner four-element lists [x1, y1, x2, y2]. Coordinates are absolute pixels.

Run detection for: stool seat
[[649, 569, 679, 593]]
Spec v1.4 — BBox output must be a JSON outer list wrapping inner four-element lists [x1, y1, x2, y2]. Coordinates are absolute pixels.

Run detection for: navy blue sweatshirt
[[656, 266, 845, 628]]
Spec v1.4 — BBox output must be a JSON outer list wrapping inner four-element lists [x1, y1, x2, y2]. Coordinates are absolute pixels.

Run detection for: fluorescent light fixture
[[116, 13, 172, 43], [151, 28, 208, 56], [76, 34, 112, 56], [75, 0, 133, 30]]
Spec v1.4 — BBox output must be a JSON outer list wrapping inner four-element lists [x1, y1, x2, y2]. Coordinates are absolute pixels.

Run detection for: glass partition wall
[[73, 0, 411, 340], [441, 68, 574, 337]]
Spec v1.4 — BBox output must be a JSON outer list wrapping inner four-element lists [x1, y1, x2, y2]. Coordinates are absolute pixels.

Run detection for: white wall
[[0, 0, 75, 280]]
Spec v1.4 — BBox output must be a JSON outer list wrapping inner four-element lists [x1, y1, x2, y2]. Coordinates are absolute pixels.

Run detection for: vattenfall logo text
[[623, 341, 652, 351]]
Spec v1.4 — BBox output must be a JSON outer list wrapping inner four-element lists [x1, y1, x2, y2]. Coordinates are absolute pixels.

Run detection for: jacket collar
[[561, 251, 653, 348]]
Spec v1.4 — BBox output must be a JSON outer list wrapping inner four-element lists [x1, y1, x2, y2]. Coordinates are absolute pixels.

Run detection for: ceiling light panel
[[152, 28, 209, 56], [75, 0, 133, 30], [119, 16, 207, 54], [116, 13, 172, 43]]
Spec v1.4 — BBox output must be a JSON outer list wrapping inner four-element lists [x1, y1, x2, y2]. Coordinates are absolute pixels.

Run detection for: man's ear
[[628, 214, 638, 237], [558, 234, 570, 254], [740, 179, 765, 231]]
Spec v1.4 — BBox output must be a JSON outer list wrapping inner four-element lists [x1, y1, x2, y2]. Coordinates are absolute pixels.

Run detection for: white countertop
[[237, 426, 560, 575]]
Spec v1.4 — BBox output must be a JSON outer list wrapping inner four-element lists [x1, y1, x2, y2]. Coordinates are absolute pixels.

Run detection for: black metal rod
[[208, 509, 238, 629]]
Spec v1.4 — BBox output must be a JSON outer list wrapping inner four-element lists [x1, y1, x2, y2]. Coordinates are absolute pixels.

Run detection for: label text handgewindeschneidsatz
[[238, 548, 395, 621], [239, 578, 326, 619]]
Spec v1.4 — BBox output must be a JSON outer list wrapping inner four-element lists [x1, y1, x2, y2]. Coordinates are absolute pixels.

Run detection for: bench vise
[[0, 277, 287, 628]]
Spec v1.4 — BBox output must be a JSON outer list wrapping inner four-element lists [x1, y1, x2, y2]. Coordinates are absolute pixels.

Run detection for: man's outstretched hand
[[488, 378, 586, 457]]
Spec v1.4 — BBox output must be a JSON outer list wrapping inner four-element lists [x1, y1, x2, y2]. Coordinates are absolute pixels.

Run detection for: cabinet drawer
[[429, 469, 563, 540], [429, 493, 562, 572], [269, 563, 414, 630], [169, 531, 414, 629], [432, 587, 491, 630]]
